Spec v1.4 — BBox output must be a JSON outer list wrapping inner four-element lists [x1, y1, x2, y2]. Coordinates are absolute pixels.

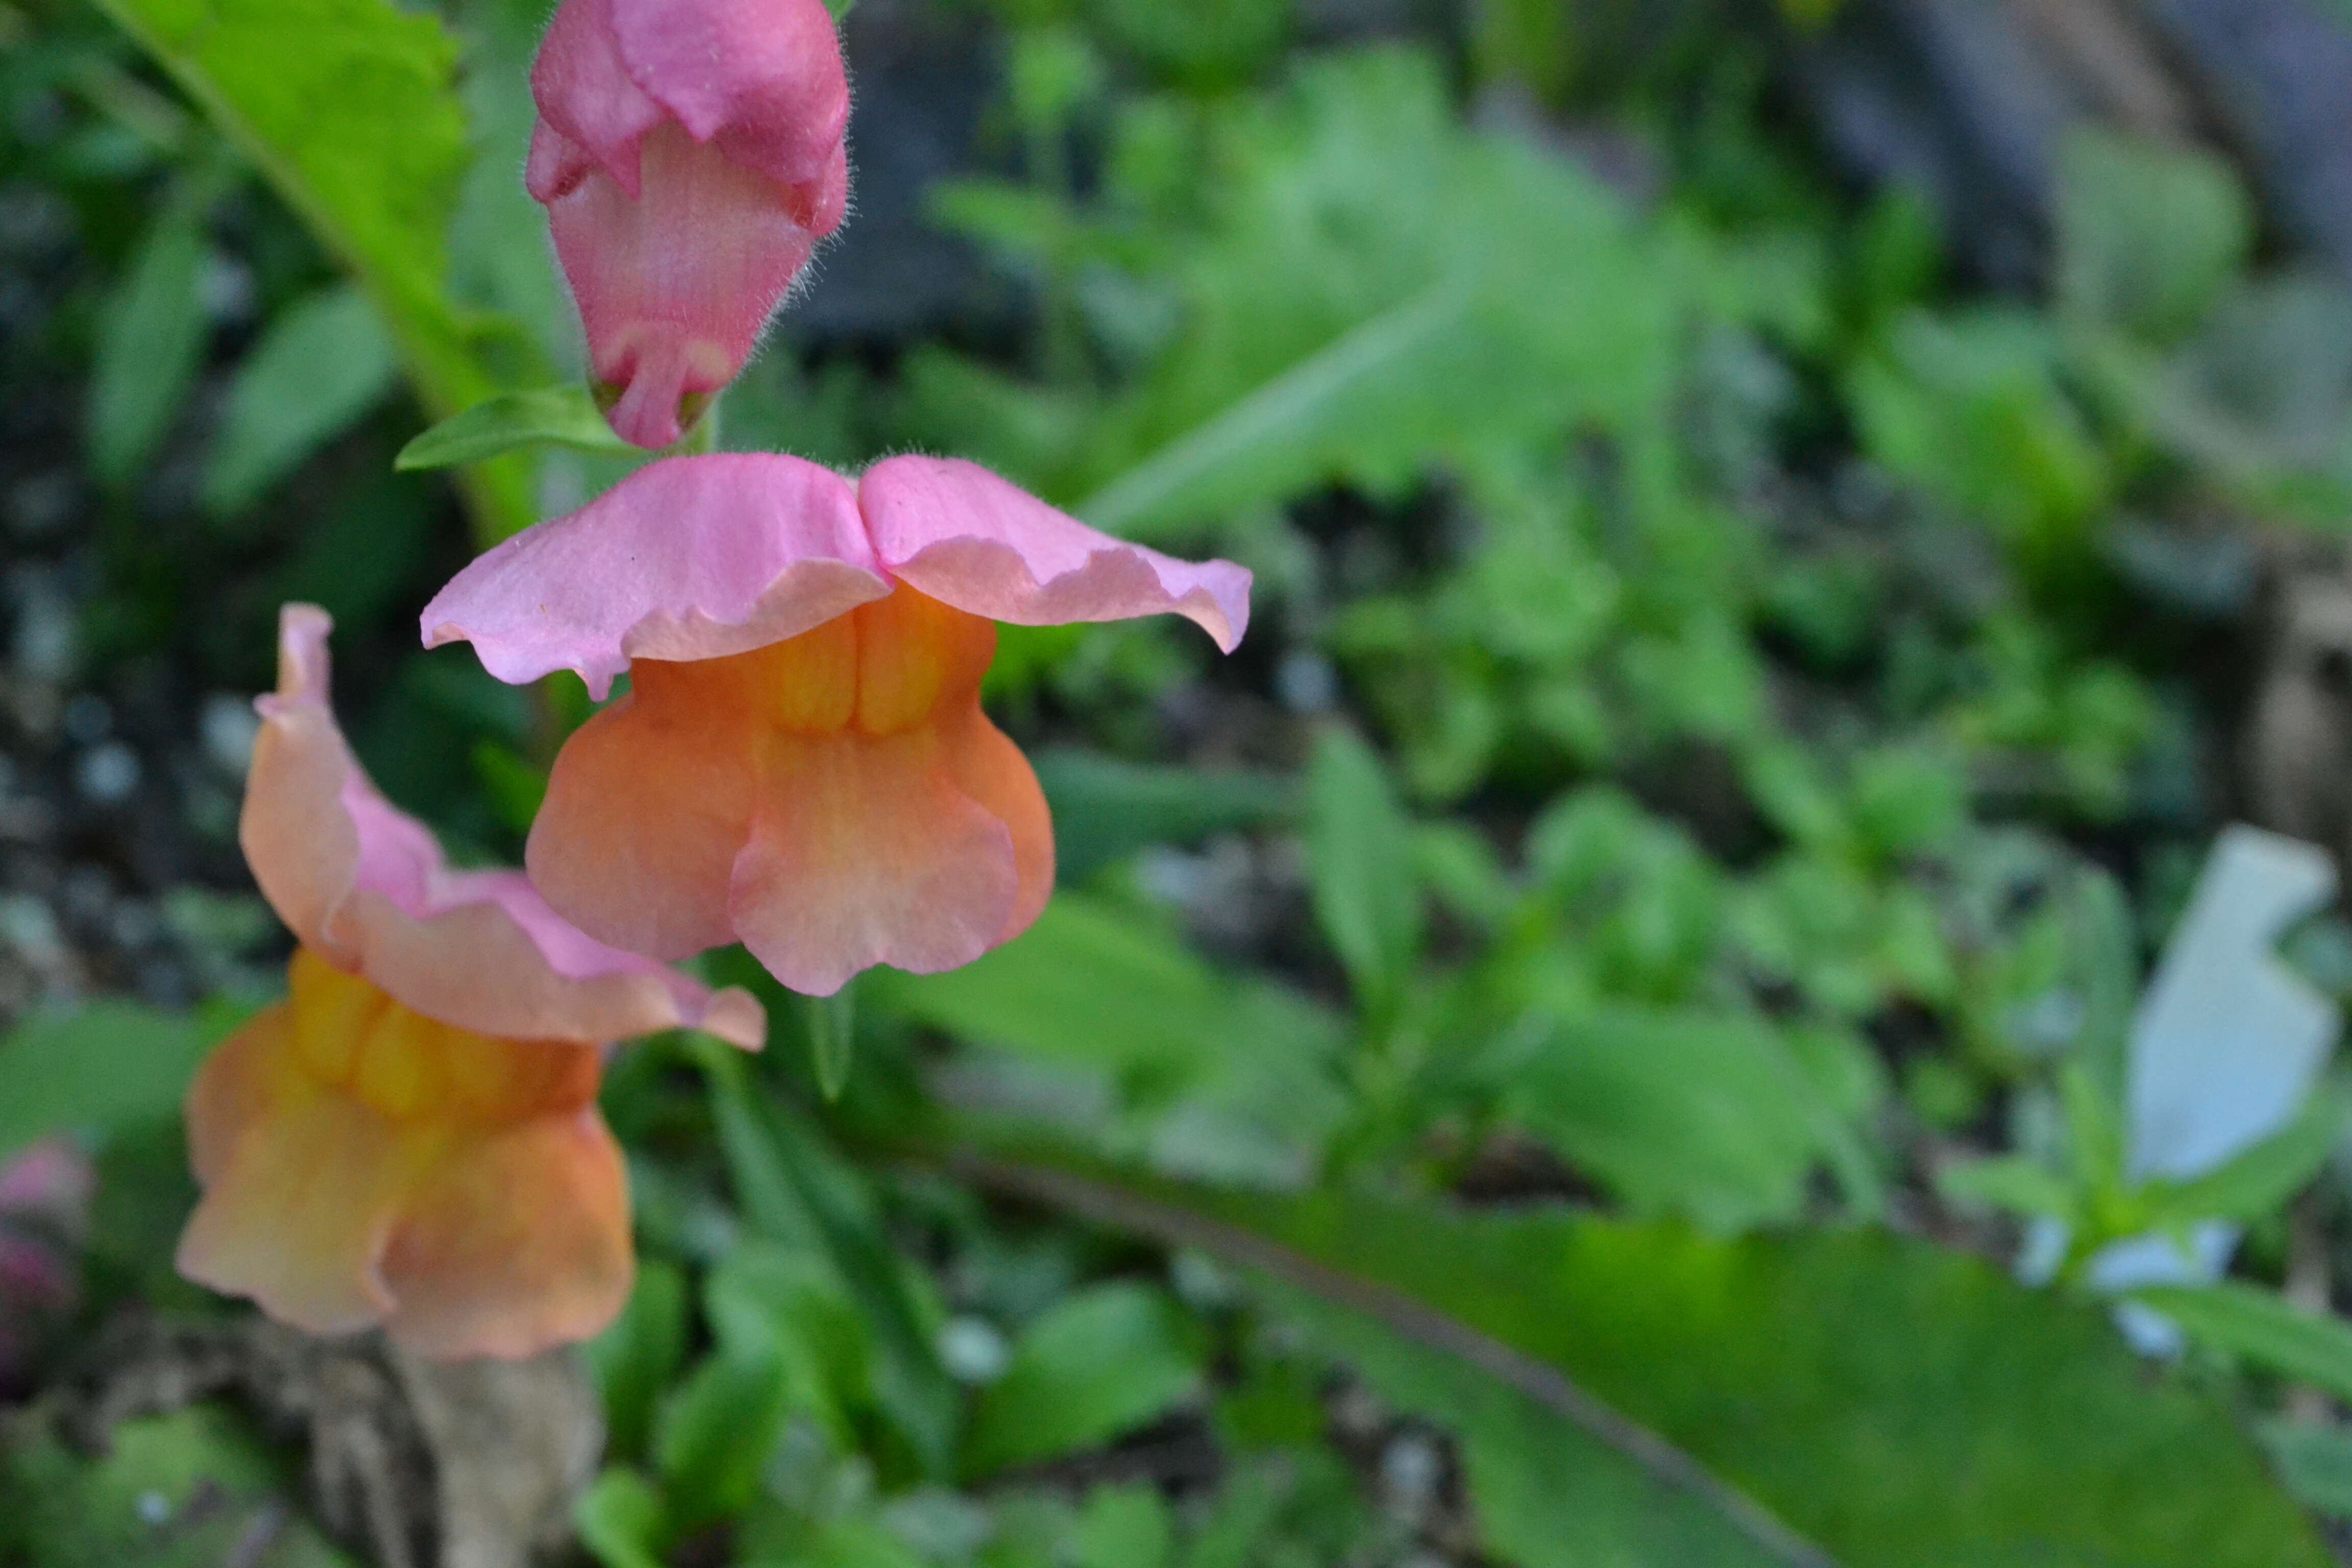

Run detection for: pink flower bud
[[528, 0, 852, 449]]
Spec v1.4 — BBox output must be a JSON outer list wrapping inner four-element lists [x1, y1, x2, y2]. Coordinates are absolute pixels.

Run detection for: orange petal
[[240, 606, 366, 958], [182, 999, 289, 1191], [178, 952, 631, 1359], [935, 699, 1054, 950], [729, 726, 1021, 996], [528, 674, 758, 962], [176, 998, 405, 1336], [379, 1108, 631, 1360], [531, 584, 1057, 994]]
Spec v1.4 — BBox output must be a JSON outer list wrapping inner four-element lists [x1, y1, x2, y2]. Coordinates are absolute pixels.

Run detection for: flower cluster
[[180, 0, 1251, 1359]]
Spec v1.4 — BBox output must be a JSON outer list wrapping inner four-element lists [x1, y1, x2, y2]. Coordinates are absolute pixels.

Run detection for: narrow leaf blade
[[1306, 726, 1422, 1007], [204, 283, 398, 514], [2133, 1281, 2352, 1407], [396, 385, 638, 471], [947, 1143, 2331, 1568]]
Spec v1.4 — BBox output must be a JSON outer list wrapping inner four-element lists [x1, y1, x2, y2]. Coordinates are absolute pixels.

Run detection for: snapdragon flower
[[179, 606, 763, 1359], [423, 455, 1251, 996]]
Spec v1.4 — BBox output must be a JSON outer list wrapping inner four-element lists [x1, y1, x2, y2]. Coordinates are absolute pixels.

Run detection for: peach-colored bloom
[[178, 606, 764, 1359], [182, 951, 629, 1359], [422, 455, 1251, 997], [528, 0, 851, 448]]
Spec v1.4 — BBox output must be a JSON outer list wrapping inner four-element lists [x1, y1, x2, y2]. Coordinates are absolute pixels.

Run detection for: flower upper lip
[[248, 603, 766, 1050], [421, 453, 1252, 701]]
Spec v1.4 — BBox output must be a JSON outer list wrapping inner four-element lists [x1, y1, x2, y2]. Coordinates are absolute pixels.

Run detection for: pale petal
[[247, 605, 763, 1048], [179, 964, 638, 1360], [422, 456, 889, 699], [338, 890, 764, 1052], [860, 457, 1253, 653]]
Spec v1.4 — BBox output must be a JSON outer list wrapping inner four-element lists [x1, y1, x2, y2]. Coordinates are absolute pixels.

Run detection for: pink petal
[[543, 124, 831, 450], [527, 0, 849, 448], [859, 457, 1253, 653], [247, 605, 765, 1049], [531, 0, 849, 217], [527, 0, 667, 202], [606, 0, 850, 203], [422, 455, 890, 699]]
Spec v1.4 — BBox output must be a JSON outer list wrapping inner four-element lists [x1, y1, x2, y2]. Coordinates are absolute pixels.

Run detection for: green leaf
[[1080, 277, 1477, 533], [873, 895, 1348, 1180], [585, 1261, 690, 1465], [961, 1282, 1205, 1479], [755, 1516, 929, 1568], [202, 282, 397, 514], [395, 385, 639, 471], [91, 0, 538, 537], [948, 1145, 2331, 1567], [2140, 1087, 2350, 1228], [705, 1241, 876, 1452], [2132, 1282, 2352, 1407], [1073, 1484, 1174, 1568], [2259, 1419, 2352, 1521], [1286, 1293, 1783, 1567], [1935, 1155, 2079, 1224], [0, 1405, 362, 1568], [1013, 48, 1672, 538], [1031, 749, 1295, 883], [880, 896, 1281, 1077], [86, 174, 219, 485], [1850, 310, 2110, 581], [2055, 129, 2252, 346], [0, 998, 253, 1165], [696, 1045, 958, 1477], [1174, 1464, 1287, 1568], [805, 987, 857, 1103], [654, 1345, 792, 1529], [2058, 1059, 2126, 1195], [574, 1467, 670, 1568], [1306, 725, 1422, 1009], [1505, 1008, 1865, 1232]]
